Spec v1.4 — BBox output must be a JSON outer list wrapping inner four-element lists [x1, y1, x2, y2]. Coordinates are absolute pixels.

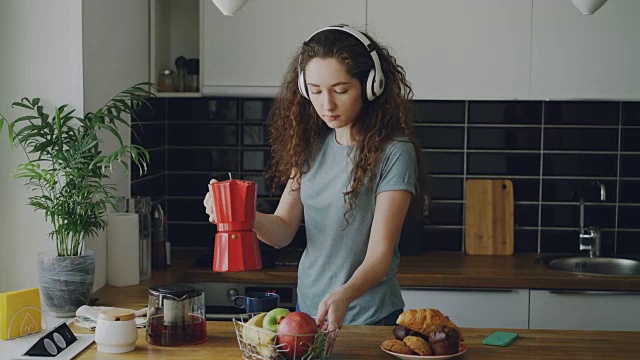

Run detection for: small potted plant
[[0, 83, 154, 317]]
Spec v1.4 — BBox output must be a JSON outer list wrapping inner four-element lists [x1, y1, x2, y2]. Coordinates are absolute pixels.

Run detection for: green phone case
[[482, 331, 519, 347]]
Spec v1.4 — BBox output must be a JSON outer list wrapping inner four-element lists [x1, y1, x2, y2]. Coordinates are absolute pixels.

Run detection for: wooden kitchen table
[[73, 321, 639, 359]]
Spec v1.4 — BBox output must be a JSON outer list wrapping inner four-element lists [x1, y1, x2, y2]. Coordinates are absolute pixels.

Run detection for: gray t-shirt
[[298, 130, 417, 325]]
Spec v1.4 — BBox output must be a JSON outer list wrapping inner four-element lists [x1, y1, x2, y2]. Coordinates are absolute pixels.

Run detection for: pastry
[[428, 326, 461, 355], [381, 339, 416, 355], [396, 308, 464, 340], [403, 335, 433, 356], [392, 325, 412, 341]]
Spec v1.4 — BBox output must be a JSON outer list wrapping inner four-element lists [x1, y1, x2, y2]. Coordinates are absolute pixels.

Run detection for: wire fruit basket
[[233, 313, 339, 360]]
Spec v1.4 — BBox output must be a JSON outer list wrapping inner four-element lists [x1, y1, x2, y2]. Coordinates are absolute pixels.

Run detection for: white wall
[[0, 0, 149, 293], [0, 0, 85, 292], [81, 0, 149, 291]]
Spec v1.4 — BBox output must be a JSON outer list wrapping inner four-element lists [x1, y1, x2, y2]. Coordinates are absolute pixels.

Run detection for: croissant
[[396, 308, 464, 341]]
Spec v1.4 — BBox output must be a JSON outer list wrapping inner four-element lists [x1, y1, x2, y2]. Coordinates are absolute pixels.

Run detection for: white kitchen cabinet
[[530, 290, 640, 331], [401, 288, 530, 329], [367, 0, 532, 100], [531, 0, 640, 100], [201, 0, 366, 97]]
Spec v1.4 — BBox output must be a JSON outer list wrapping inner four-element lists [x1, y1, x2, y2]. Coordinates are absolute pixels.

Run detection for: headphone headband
[[297, 25, 385, 101]]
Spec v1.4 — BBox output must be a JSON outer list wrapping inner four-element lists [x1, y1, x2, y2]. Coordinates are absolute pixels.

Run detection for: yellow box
[[0, 288, 43, 340]]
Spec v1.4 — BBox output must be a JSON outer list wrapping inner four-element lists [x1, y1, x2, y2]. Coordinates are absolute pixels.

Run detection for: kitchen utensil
[[465, 179, 514, 255], [174, 56, 187, 92], [95, 309, 138, 353], [116, 196, 152, 279], [208, 179, 263, 272], [146, 284, 207, 346], [233, 292, 279, 313], [186, 58, 200, 92], [151, 202, 167, 270]]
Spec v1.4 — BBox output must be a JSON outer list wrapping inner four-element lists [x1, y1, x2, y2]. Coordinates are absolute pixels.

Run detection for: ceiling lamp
[[211, 0, 250, 16], [571, 0, 608, 15]]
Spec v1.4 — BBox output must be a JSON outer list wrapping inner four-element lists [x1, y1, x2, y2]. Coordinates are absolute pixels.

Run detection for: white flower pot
[[37, 251, 95, 317]]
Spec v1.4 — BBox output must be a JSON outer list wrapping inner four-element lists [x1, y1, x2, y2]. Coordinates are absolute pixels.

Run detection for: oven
[[190, 282, 297, 321]]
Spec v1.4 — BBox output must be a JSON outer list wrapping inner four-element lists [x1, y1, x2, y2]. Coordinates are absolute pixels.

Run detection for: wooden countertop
[[73, 321, 640, 359], [91, 250, 640, 310], [179, 250, 640, 290], [81, 250, 640, 359]]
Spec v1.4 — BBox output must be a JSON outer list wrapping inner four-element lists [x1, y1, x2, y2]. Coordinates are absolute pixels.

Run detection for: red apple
[[276, 311, 319, 358]]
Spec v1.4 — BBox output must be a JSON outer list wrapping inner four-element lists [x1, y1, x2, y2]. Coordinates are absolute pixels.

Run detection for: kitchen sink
[[538, 256, 640, 277]]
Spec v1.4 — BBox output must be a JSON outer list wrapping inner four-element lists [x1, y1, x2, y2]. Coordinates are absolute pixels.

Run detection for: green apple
[[262, 307, 291, 332]]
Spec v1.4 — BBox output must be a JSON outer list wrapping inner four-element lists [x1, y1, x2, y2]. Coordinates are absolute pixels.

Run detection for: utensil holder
[[116, 196, 152, 280]]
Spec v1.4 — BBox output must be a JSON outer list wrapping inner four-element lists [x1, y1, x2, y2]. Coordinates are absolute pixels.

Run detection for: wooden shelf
[[155, 91, 202, 98]]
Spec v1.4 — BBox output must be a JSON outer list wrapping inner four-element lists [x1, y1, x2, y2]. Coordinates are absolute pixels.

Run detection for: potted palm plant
[[0, 83, 154, 317]]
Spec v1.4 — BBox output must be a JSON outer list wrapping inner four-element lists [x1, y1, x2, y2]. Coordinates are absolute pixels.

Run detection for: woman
[[205, 24, 428, 328]]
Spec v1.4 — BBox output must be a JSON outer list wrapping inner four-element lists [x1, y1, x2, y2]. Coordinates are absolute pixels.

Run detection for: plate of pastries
[[380, 308, 466, 360]]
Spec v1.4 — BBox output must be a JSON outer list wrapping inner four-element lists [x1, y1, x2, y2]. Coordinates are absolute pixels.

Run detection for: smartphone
[[482, 331, 519, 347]]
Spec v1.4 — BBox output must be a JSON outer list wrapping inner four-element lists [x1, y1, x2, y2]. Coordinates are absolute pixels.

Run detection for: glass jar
[[146, 284, 207, 346], [157, 69, 175, 92]]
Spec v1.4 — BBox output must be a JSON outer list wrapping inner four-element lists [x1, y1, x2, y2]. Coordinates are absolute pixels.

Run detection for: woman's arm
[[315, 189, 412, 327], [254, 177, 304, 249]]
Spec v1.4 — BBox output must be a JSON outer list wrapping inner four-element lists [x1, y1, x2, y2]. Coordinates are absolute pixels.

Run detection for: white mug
[[95, 309, 138, 353]]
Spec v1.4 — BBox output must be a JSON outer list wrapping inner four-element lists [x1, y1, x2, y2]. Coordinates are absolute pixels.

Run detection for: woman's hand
[[315, 286, 353, 330], [203, 179, 218, 223]]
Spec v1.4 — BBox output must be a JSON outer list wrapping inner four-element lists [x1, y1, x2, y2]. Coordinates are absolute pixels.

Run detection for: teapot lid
[[99, 308, 135, 321], [148, 283, 203, 299]]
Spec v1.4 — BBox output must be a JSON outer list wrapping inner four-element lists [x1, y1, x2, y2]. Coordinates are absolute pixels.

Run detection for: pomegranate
[[276, 311, 319, 358]]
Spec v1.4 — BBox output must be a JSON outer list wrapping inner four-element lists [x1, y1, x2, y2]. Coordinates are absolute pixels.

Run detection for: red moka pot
[[208, 179, 262, 272]]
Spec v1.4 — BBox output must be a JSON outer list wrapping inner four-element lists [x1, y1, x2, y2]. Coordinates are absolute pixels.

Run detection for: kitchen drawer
[[401, 288, 529, 329], [530, 290, 640, 331]]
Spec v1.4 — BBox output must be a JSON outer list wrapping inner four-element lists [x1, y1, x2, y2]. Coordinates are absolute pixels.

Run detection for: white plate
[[381, 343, 467, 360]]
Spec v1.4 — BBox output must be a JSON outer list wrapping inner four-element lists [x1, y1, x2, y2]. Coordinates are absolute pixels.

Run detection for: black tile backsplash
[[621, 128, 640, 152], [167, 148, 239, 172], [622, 102, 640, 125], [544, 127, 619, 152], [467, 152, 541, 176], [416, 101, 465, 123], [543, 153, 618, 178], [469, 101, 542, 125], [133, 98, 640, 256], [167, 123, 239, 146], [415, 126, 465, 149], [426, 152, 464, 175], [545, 102, 620, 126], [468, 127, 541, 151]]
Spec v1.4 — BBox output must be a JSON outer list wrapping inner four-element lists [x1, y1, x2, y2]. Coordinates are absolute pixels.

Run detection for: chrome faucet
[[578, 182, 606, 257]]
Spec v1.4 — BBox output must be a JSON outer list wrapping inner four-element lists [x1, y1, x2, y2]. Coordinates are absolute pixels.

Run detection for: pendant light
[[571, 0, 608, 15], [211, 0, 250, 16]]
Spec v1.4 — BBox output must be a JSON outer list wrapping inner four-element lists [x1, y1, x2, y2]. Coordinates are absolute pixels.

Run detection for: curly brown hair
[[266, 26, 429, 219]]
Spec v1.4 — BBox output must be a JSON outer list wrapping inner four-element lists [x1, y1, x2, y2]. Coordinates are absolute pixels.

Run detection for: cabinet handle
[[402, 287, 514, 293], [549, 290, 639, 295]]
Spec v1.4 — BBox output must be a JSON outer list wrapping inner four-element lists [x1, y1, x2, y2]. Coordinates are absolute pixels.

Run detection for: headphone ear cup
[[365, 69, 376, 101], [298, 70, 309, 99]]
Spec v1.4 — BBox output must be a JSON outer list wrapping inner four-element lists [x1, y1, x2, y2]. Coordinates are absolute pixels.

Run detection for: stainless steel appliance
[[190, 282, 297, 321]]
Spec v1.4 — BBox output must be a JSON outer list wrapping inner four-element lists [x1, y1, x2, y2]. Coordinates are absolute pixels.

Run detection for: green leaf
[[11, 101, 33, 110], [1, 84, 155, 256]]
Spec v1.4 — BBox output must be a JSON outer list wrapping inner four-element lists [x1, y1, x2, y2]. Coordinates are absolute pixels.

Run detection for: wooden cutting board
[[465, 179, 514, 255]]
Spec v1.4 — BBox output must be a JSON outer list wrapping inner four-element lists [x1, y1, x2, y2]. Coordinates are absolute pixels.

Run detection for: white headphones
[[297, 25, 385, 101]]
